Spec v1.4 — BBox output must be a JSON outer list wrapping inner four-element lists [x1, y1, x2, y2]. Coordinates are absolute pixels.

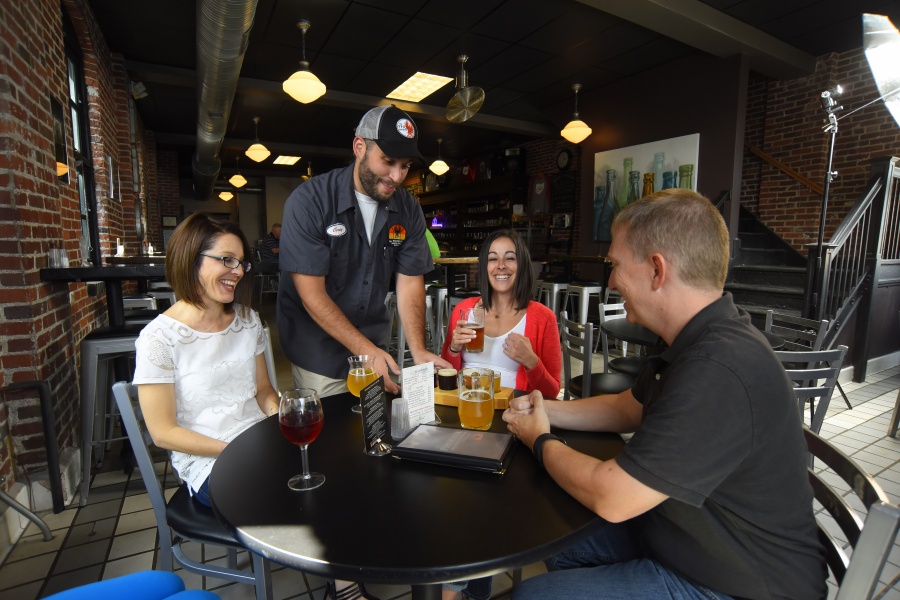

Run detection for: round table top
[[600, 319, 660, 347], [210, 394, 624, 584]]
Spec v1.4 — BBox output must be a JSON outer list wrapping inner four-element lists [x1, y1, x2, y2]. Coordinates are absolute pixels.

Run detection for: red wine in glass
[[278, 388, 325, 491]]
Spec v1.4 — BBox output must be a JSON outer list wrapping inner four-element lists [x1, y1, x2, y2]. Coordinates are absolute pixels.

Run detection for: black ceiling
[[88, 0, 900, 182]]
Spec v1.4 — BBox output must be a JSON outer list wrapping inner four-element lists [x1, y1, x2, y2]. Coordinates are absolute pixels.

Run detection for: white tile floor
[[2, 300, 898, 599]]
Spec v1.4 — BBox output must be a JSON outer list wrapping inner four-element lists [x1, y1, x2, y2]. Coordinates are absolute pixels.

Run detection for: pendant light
[[219, 191, 234, 201], [283, 20, 326, 104], [245, 116, 271, 163], [560, 83, 592, 144], [229, 156, 247, 188], [429, 138, 450, 176]]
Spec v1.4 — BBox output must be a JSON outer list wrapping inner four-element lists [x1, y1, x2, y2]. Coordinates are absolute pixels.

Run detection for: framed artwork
[[592, 133, 700, 242]]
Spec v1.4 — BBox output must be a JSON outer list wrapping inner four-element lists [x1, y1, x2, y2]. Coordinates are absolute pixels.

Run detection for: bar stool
[[123, 295, 157, 311], [427, 284, 448, 353], [534, 280, 568, 320], [562, 283, 603, 324], [386, 292, 410, 368], [79, 324, 144, 505]]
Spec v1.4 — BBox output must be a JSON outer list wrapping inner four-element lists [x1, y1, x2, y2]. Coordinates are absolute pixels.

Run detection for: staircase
[[725, 207, 808, 327]]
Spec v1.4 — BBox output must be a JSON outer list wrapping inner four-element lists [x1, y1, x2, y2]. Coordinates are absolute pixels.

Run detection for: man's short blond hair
[[612, 189, 729, 291]]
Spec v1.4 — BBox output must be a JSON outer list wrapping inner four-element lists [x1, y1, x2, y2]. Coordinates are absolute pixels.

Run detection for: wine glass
[[279, 388, 325, 491], [347, 355, 377, 413]]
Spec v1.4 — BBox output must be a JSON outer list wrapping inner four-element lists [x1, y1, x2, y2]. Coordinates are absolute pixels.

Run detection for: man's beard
[[358, 151, 392, 202]]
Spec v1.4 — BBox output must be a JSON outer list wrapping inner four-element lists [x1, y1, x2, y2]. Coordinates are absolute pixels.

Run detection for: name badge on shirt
[[326, 223, 347, 237], [387, 223, 406, 247]]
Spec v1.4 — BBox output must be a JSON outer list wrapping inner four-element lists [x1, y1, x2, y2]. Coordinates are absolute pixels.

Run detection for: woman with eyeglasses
[[133, 212, 279, 507]]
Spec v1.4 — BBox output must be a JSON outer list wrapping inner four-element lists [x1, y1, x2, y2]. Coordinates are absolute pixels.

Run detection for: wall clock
[[557, 149, 572, 171]]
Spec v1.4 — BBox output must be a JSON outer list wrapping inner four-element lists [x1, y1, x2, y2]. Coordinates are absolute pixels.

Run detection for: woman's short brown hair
[[477, 229, 534, 312], [165, 213, 254, 311]]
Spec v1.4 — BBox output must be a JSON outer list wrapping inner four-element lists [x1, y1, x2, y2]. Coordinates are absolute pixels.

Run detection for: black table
[[434, 256, 478, 297], [600, 319, 659, 348], [41, 264, 166, 328], [210, 393, 624, 600]]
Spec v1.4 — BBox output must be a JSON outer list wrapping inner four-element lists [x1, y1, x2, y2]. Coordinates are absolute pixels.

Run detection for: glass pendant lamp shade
[[561, 119, 592, 143], [229, 156, 247, 188], [429, 138, 450, 175], [560, 83, 592, 144], [283, 67, 326, 104], [245, 116, 271, 162], [219, 191, 233, 201], [283, 21, 326, 104], [429, 159, 449, 176], [228, 172, 247, 188]]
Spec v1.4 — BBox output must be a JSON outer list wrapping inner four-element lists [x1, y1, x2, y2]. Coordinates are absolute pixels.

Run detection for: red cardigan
[[441, 296, 561, 398]]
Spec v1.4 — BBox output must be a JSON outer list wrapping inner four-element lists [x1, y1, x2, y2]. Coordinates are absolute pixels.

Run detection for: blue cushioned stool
[[43, 570, 219, 599]]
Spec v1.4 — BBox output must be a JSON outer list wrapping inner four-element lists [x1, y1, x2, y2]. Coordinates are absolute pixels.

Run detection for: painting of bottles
[[592, 133, 699, 242]]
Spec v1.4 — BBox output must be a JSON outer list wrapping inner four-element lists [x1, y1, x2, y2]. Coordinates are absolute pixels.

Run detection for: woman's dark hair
[[165, 213, 254, 312], [477, 229, 534, 312]]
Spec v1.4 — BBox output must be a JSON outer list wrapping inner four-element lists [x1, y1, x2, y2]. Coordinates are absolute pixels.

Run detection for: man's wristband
[[532, 432, 567, 470]]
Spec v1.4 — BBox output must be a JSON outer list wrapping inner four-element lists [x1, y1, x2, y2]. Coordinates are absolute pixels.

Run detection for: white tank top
[[463, 313, 527, 389]]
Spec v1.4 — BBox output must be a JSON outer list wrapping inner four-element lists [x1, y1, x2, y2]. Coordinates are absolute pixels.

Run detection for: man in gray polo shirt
[[277, 105, 450, 396]]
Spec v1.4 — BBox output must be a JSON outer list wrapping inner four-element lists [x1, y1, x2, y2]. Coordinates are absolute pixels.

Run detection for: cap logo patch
[[395, 119, 415, 139], [326, 223, 347, 237]]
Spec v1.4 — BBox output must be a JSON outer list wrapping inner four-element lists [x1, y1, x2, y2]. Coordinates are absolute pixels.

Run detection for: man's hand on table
[[503, 390, 550, 449]]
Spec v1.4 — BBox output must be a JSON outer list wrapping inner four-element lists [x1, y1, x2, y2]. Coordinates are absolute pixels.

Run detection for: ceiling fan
[[446, 55, 485, 123]]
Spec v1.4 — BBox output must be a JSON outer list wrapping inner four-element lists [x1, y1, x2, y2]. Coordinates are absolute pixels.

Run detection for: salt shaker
[[391, 397, 411, 440]]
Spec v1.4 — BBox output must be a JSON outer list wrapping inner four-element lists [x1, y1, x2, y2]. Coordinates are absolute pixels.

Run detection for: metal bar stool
[[79, 324, 145, 505], [534, 280, 568, 321], [562, 283, 603, 324], [427, 284, 448, 353]]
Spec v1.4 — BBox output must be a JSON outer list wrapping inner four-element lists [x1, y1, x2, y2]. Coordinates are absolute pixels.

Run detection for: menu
[[360, 376, 390, 456], [402, 362, 436, 427]]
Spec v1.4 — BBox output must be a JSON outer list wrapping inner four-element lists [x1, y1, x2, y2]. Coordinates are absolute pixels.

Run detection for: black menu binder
[[392, 425, 515, 474]]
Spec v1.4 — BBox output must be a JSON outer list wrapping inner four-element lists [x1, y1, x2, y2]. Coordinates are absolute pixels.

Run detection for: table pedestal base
[[412, 584, 441, 600]]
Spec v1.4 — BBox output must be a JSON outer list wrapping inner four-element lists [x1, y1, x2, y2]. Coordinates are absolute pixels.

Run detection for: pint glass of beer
[[457, 367, 494, 430], [462, 307, 485, 353]]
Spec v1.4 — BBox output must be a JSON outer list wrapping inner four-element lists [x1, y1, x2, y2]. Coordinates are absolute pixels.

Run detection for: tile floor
[[2, 300, 899, 599]]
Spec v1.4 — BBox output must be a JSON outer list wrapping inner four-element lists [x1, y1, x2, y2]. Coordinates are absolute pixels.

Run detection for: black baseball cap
[[355, 105, 425, 164]]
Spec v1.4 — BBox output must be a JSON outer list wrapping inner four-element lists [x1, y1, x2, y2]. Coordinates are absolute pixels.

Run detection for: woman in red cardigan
[[441, 229, 561, 399]]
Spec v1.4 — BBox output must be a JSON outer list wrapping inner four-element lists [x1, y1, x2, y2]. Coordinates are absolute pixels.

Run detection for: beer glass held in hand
[[347, 354, 378, 414], [458, 367, 494, 430], [462, 307, 486, 353], [279, 388, 325, 491]]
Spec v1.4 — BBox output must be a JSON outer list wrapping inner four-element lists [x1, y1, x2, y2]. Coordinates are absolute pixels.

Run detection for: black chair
[[803, 427, 898, 599], [774, 346, 847, 436], [560, 311, 634, 399], [111, 382, 273, 600], [765, 310, 852, 410]]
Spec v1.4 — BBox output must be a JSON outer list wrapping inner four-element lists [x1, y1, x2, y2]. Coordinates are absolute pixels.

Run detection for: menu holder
[[360, 376, 390, 456], [392, 424, 516, 474]]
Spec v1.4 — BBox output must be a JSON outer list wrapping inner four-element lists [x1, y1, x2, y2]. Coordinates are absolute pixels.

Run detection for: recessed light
[[387, 72, 453, 102]]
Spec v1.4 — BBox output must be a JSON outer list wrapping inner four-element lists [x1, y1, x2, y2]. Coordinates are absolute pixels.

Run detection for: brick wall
[[741, 48, 900, 251], [0, 0, 158, 493]]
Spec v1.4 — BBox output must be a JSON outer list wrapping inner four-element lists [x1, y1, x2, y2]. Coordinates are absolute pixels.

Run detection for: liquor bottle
[[617, 157, 633, 210], [592, 185, 606, 242], [652, 152, 665, 193], [678, 164, 694, 189], [642, 173, 654, 198], [661, 171, 676, 190], [626, 171, 640, 206]]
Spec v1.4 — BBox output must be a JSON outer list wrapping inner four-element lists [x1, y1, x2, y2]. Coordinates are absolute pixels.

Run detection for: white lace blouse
[[132, 306, 267, 493]]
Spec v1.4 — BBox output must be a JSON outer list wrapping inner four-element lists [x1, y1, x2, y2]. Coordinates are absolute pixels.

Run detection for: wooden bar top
[[434, 256, 479, 265]]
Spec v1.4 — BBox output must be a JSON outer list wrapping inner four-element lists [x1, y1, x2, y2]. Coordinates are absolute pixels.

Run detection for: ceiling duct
[[192, 0, 259, 199]]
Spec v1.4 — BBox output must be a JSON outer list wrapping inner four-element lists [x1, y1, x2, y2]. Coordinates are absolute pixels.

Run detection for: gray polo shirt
[[276, 163, 433, 378]]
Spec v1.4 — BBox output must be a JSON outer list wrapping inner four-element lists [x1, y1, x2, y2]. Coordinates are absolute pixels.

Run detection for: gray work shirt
[[276, 163, 433, 378]]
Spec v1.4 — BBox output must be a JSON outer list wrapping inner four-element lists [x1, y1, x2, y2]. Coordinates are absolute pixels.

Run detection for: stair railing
[[805, 157, 899, 373]]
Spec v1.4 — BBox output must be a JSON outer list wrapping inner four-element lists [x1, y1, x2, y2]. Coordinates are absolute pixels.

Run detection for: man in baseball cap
[[355, 104, 426, 165], [278, 102, 448, 397]]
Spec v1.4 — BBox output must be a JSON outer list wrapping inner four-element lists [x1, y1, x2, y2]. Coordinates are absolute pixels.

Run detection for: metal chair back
[[774, 346, 847, 436], [111, 382, 273, 600], [803, 427, 895, 599]]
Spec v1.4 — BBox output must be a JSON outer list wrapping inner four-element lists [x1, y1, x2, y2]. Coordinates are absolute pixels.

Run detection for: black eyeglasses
[[199, 253, 252, 273]]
